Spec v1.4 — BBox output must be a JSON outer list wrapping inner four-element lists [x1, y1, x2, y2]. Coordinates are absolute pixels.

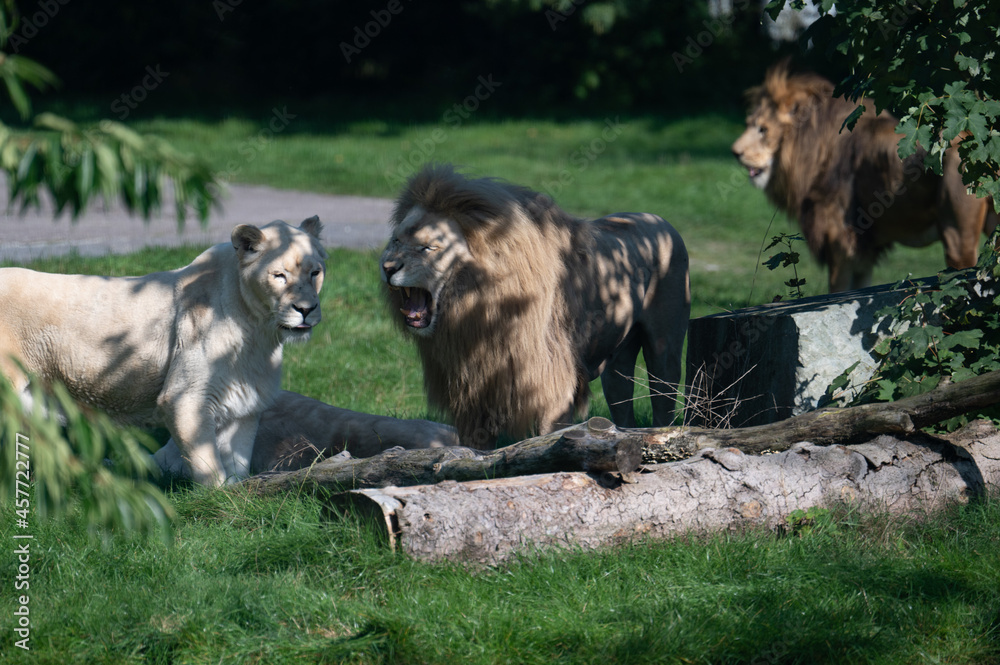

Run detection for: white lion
[[0, 217, 327, 486]]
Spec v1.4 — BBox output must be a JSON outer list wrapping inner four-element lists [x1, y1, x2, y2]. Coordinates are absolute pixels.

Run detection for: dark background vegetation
[[17, 0, 838, 118]]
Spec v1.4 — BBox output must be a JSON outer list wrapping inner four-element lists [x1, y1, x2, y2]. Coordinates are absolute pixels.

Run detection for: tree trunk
[[339, 421, 1000, 565], [245, 369, 1000, 494]]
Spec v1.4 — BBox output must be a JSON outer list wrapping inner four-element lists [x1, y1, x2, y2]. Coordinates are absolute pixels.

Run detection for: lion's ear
[[300, 215, 323, 240], [232, 224, 265, 258]]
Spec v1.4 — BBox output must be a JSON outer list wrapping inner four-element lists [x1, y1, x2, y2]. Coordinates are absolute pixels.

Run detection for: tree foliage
[[0, 0, 219, 223], [17, 0, 787, 113], [782, 0, 1000, 203], [1, 376, 175, 542], [851, 248, 1000, 430], [782, 0, 1000, 420]]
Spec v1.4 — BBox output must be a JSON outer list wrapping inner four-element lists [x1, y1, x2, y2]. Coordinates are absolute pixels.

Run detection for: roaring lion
[[733, 61, 998, 292], [380, 164, 690, 448], [0, 217, 327, 486]]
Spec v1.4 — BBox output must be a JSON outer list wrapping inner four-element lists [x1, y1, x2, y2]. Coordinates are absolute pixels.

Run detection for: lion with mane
[[733, 60, 997, 292], [380, 164, 690, 448]]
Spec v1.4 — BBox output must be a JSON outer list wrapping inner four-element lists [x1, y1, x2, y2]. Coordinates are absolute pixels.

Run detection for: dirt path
[[0, 182, 394, 262]]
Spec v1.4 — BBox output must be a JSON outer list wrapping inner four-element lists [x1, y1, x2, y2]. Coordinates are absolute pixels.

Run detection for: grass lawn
[[2, 109, 998, 663], [14, 107, 957, 416], [2, 486, 998, 664]]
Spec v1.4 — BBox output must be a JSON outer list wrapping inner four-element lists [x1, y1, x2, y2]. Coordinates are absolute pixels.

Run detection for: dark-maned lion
[[733, 61, 998, 292], [380, 164, 690, 448]]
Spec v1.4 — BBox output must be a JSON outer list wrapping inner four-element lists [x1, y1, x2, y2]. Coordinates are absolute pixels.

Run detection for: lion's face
[[732, 105, 783, 190], [233, 217, 327, 344], [380, 206, 472, 337]]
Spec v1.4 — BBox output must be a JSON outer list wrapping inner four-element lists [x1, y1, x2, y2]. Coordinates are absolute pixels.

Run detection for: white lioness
[[0, 217, 327, 486]]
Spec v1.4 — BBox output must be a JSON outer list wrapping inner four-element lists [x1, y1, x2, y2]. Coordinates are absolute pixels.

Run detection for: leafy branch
[[846, 236, 1000, 430], [0, 0, 219, 541], [762, 232, 807, 299], [777, 0, 1000, 204], [0, 0, 220, 224], [1, 372, 175, 543]]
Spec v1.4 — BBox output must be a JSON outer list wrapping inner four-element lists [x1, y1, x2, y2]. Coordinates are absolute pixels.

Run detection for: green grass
[[3, 111, 998, 663], [2, 489, 998, 663]]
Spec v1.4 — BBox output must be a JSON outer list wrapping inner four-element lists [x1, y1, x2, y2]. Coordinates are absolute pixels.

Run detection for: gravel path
[[0, 182, 395, 262]]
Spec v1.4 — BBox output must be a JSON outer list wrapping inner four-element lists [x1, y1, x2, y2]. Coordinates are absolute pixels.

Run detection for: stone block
[[685, 278, 931, 427]]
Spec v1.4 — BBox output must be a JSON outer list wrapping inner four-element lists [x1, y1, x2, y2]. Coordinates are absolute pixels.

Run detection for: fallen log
[[244, 369, 1000, 494], [340, 420, 1000, 565], [245, 416, 640, 495], [644, 366, 1000, 462]]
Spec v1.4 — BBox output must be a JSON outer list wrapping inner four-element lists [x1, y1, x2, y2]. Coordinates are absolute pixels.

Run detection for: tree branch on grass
[[245, 368, 1000, 495]]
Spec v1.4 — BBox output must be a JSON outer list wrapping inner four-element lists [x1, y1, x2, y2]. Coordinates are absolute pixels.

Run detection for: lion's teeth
[[399, 307, 408, 316], [404, 287, 411, 298]]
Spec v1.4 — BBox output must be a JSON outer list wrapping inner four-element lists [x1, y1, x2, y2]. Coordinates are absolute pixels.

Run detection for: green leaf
[[764, 0, 785, 21], [763, 254, 785, 271], [2, 69, 30, 119], [939, 328, 984, 351], [955, 53, 980, 74], [841, 104, 866, 132], [943, 114, 970, 142], [966, 113, 989, 141], [34, 112, 77, 133]]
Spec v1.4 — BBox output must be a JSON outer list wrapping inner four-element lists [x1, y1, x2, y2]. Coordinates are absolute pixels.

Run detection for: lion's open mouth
[[392, 286, 434, 329], [743, 163, 771, 189]]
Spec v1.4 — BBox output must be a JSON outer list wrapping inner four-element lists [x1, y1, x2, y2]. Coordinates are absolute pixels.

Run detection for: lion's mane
[[388, 165, 595, 447]]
